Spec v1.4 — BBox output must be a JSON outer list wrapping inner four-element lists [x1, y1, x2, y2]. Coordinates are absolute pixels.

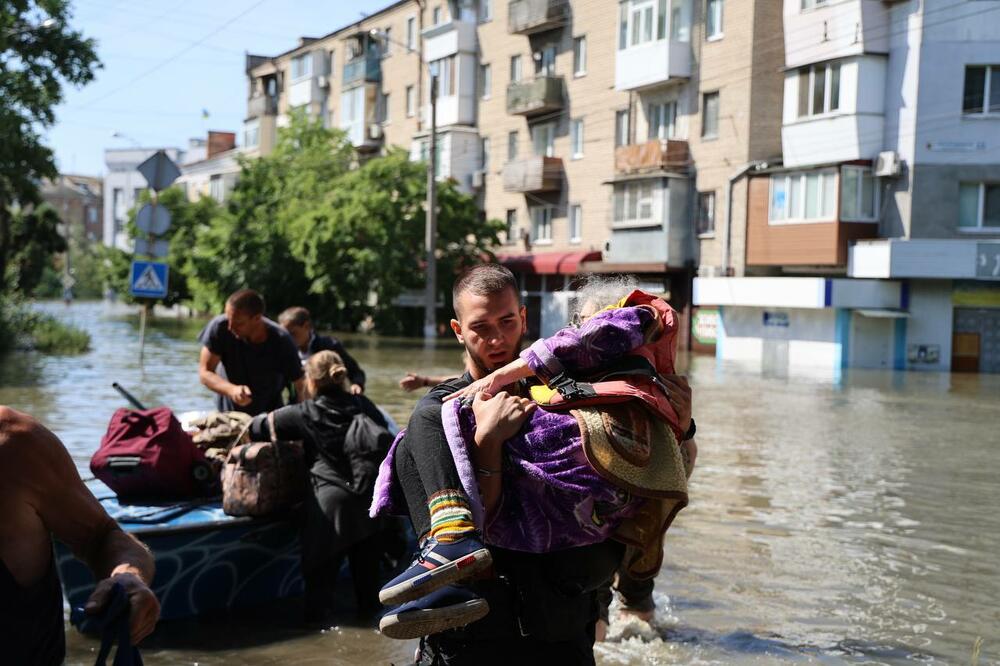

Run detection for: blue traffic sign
[[130, 260, 169, 299]]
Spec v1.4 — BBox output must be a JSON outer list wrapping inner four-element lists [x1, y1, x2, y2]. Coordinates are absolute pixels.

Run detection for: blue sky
[[48, 0, 390, 176]]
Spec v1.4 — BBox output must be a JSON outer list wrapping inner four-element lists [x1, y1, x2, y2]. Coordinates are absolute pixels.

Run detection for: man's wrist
[[682, 418, 696, 441]]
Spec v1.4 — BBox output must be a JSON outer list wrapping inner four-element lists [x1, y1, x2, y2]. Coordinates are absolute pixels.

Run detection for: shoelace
[[412, 537, 439, 566]]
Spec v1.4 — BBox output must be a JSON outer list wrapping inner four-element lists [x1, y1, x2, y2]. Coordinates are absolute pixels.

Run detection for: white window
[[648, 101, 677, 140], [481, 137, 490, 169], [433, 6, 442, 24], [706, 0, 723, 40], [209, 175, 225, 203], [615, 109, 630, 147], [702, 91, 719, 138], [291, 52, 312, 80], [406, 85, 416, 117], [573, 36, 587, 76], [479, 0, 492, 22], [697, 191, 715, 235], [959, 183, 1000, 230], [769, 170, 838, 224], [800, 0, 829, 9], [377, 92, 390, 123], [406, 17, 416, 50], [613, 181, 658, 226], [670, 0, 689, 41], [510, 55, 523, 83], [623, 0, 656, 47], [112, 187, 124, 233], [569, 204, 582, 242], [532, 122, 556, 157], [508, 130, 519, 160], [797, 62, 840, 118], [505, 209, 518, 244], [534, 45, 556, 76], [417, 139, 444, 178], [531, 206, 553, 242], [87, 207, 97, 224], [963, 65, 1000, 115], [432, 55, 456, 96], [840, 166, 878, 221], [479, 63, 491, 99], [244, 120, 260, 148], [571, 119, 584, 158], [382, 28, 392, 56]]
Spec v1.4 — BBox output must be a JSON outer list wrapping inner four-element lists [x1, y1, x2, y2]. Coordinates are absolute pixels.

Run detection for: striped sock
[[428, 490, 475, 543]]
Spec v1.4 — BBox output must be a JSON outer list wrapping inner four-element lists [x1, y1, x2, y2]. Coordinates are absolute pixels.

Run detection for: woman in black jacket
[[248, 350, 389, 623]]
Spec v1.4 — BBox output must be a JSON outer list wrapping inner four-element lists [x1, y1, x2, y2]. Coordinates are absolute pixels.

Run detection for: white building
[[103, 147, 184, 250], [696, 0, 1000, 375], [176, 132, 241, 204]]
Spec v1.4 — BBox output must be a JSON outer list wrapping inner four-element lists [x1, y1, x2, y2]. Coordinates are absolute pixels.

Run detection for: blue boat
[[56, 494, 304, 625]]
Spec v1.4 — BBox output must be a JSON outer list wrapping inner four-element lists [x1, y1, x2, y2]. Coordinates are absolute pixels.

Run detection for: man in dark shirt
[[197, 289, 305, 416], [278, 306, 367, 394], [389, 265, 621, 664]]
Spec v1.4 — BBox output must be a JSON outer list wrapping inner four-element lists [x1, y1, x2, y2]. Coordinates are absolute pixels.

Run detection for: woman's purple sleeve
[[519, 306, 654, 382]]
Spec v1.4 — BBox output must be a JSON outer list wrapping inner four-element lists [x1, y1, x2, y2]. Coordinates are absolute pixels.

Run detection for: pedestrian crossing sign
[[130, 260, 169, 299]]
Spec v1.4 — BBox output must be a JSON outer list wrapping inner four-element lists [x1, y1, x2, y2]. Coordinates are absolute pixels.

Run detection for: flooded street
[[2, 302, 998, 665]]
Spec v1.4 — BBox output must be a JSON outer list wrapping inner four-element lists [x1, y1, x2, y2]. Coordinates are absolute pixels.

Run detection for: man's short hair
[[278, 306, 311, 328], [226, 289, 265, 316], [452, 264, 519, 317]]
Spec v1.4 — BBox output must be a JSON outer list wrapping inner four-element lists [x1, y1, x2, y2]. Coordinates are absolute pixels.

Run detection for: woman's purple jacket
[[370, 305, 655, 553]]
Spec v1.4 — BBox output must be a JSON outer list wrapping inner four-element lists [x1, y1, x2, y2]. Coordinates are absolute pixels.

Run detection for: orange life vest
[[529, 290, 683, 440]]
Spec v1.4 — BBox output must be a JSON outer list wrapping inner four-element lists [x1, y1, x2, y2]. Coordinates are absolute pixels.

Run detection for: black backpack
[[343, 411, 393, 497]]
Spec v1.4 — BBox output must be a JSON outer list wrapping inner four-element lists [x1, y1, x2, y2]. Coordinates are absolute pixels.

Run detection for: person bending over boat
[[279, 306, 367, 395], [248, 350, 390, 623], [0, 406, 160, 664]]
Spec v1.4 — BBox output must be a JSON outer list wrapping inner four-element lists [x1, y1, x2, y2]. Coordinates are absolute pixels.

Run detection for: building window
[[614, 181, 657, 226], [534, 45, 556, 76], [112, 187, 124, 233], [479, 0, 492, 22], [706, 0, 723, 40], [569, 204, 582, 242], [479, 63, 492, 99], [508, 131, 519, 160], [432, 55, 456, 95], [328, 51, 336, 78], [244, 120, 260, 148], [701, 91, 719, 138], [959, 183, 1000, 229], [841, 166, 878, 221], [769, 170, 838, 224], [505, 209, 518, 244], [573, 36, 587, 76], [800, 0, 829, 9], [417, 139, 444, 178], [648, 101, 677, 140], [382, 28, 392, 56], [433, 6, 442, 24], [480, 137, 490, 170], [797, 62, 840, 118], [571, 118, 584, 159], [697, 191, 715, 235], [406, 85, 416, 117], [291, 52, 312, 80], [510, 54, 523, 82], [377, 92, 390, 123], [406, 16, 416, 50], [615, 109, 630, 147], [531, 206, 553, 242], [209, 175, 225, 203], [621, 0, 656, 48], [532, 122, 556, 157], [962, 65, 1000, 115], [87, 207, 97, 224]]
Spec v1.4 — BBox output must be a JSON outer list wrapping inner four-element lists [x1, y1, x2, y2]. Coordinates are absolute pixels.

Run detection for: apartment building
[[176, 131, 240, 203], [695, 0, 1000, 375], [40, 175, 103, 243]]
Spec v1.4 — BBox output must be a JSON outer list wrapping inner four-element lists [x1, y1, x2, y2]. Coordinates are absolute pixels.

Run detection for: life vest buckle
[[548, 372, 595, 401]]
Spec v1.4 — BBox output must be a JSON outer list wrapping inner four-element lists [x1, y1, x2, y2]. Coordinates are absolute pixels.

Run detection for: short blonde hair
[[305, 350, 348, 396]]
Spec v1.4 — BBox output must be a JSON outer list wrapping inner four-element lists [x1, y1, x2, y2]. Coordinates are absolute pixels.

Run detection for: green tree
[[1, 1, 100, 293], [3, 204, 65, 294]]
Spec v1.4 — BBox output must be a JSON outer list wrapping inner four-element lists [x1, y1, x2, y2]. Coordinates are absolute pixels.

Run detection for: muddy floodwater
[[1, 302, 998, 665]]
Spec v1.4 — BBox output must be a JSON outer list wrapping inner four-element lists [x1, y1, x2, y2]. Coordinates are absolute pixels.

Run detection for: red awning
[[496, 250, 602, 275]]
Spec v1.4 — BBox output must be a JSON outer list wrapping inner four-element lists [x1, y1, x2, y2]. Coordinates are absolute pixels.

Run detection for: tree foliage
[[0, 0, 101, 293], [3, 204, 65, 294]]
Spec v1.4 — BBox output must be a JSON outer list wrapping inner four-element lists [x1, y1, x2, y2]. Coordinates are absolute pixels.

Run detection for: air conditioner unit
[[874, 151, 902, 177], [317, 75, 330, 89], [367, 123, 383, 140], [471, 169, 485, 189]]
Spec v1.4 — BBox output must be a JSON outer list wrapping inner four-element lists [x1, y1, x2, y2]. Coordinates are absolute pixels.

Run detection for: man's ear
[[519, 305, 527, 335], [450, 319, 463, 343]]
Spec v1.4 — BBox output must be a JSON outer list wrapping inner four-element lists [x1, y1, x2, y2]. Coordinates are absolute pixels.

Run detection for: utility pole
[[424, 73, 438, 341]]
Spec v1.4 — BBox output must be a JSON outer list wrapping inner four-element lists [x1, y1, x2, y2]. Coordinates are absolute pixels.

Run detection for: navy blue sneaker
[[378, 535, 492, 606], [379, 584, 489, 640]]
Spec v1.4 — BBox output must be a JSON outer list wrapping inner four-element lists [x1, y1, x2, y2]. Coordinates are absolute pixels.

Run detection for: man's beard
[[464, 334, 525, 377]]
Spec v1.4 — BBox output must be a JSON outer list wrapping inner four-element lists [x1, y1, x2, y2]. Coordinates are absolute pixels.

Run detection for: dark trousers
[[595, 565, 656, 624], [393, 431, 467, 540]]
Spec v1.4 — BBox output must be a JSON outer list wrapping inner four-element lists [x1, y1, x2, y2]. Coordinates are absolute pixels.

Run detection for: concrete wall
[[905, 279, 954, 371], [910, 165, 1000, 240], [717, 305, 842, 378]]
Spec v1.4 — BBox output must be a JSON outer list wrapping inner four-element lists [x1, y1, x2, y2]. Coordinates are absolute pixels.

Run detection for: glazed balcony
[[783, 0, 890, 70], [506, 76, 564, 117], [502, 156, 563, 193], [508, 0, 568, 35], [614, 139, 690, 174], [343, 55, 381, 88]]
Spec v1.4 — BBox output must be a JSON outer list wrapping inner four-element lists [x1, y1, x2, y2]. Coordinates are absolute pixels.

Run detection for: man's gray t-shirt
[[198, 315, 304, 415]]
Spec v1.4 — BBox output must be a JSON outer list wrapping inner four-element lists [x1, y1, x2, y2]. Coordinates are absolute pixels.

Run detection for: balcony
[[783, 0, 889, 69], [343, 56, 380, 88], [246, 94, 277, 119], [615, 140, 690, 174], [508, 0, 568, 35], [506, 76, 564, 117], [423, 19, 477, 61], [503, 156, 563, 193], [614, 39, 691, 91]]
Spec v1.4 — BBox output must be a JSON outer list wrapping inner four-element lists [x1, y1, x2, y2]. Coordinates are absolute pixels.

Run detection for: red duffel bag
[[91, 407, 215, 499]]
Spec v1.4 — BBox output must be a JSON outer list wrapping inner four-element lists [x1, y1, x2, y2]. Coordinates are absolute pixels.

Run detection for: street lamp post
[[370, 28, 438, 341]]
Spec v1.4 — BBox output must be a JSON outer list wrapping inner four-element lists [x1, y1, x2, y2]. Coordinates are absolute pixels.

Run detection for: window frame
[[510, 54, 523, 83], [958, 182, 1000, 231], [573, 36, 587, 77], [962, 64, 1000, 116], [648, 100, 677, 140], [479, 0, 493, 22], [797, 62, 841, 119], [406, 85, 416, 117], [406, 16, 416, 50], [534, 45, 556, 77], [697, 191, 716, 236], [531, 206, 554, 244], [508, 130, 519, 161], [701, 91, 719, 139], [569, 204, 583, 243], [291, 52, 313, 80], [479, 62, 492, 100], [571, 118, 584, 159], [613, 180, 661, 229], [505, 209, 519, 245], [768, 169, 839, 225], [706, 0, 724, 41], [840, 165, 879, 222], [531, 122, 556, 158], [615, 108, 631, 147]]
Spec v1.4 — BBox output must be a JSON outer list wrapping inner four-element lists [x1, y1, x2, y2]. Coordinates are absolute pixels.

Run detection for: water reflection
[[1, 303, 998, 664]]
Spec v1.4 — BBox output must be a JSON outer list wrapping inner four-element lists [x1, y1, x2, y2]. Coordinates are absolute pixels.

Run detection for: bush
[[0, 300, 90, 354]]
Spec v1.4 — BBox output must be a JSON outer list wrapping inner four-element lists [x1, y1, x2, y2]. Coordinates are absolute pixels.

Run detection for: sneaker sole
[[379, 548, 493, 606], [379, 599, 490, 640]]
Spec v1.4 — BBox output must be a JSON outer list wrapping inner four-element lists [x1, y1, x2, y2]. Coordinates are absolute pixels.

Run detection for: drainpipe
[[723, 161, 767, 276], [417, 0, 426, 132]]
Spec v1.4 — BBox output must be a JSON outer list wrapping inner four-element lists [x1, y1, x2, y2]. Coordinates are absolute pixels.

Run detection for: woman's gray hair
[[571, 274, 640, 318]]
